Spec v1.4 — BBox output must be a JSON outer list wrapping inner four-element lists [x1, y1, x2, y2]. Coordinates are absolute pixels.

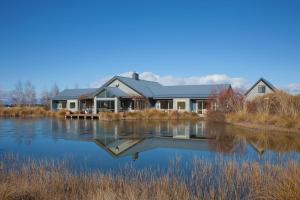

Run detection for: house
[[51, 72, 232, 115], [244, 78, 277, 101]]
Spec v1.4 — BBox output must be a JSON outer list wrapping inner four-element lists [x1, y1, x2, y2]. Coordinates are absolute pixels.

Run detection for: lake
[[0, 118, 299, 172]]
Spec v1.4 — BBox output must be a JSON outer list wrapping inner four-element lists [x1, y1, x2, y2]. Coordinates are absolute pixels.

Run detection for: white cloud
[[90, 71, 248, 89], [90, 76, 113, 88], [287, 83, 300, 94]]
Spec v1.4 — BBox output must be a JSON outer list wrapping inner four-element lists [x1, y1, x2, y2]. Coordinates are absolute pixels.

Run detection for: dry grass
[[218, 91, 300, 132], [99, 109, 200, 121], [0, 156, 299, 200], [226, 111, 300, 131], [0, 107, 67, 118]]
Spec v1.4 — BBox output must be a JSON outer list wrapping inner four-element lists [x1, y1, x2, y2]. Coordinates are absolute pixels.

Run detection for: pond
[[0, 118, 299, 172]]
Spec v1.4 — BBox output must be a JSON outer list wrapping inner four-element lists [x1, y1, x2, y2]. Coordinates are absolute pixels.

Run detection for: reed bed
[[99, 109, 200, 121], [0, 155, 299, 200], [0, 107, 67, 118]]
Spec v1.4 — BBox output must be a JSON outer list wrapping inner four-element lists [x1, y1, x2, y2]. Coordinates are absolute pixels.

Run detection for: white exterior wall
[[66, 99, 78, 112], [173, 98, 191, 112], [108, 80, 141, 96], [245, 81, 274, 101]]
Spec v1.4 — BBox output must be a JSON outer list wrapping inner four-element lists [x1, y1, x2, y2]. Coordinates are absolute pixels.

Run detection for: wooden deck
[[65, 114, 99, 120]]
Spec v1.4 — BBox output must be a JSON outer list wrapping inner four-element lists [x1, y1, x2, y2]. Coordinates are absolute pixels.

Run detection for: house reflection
[[50, 120, 251, 160], [49, 119, 300, 160]]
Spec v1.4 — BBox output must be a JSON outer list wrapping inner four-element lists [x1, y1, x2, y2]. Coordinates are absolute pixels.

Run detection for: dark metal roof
[[244, 78, 277, 96], [152, 84, 231, 99], [52, 88, 98, 100], [117, 76, 163, 97]]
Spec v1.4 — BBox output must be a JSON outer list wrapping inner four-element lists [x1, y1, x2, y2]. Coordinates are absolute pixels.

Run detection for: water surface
[[0, 118, 299, 171]]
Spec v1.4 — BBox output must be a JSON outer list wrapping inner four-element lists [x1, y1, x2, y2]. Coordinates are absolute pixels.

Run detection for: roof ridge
[[163, 83, 231, 87], [117, 75, 162, 84]]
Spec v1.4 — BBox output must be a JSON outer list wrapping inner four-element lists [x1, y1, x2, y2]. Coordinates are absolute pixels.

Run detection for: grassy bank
[[0, 107, 67, 118], [99, 109, 200, 121], [0, 107, 200, 120], [0, 156, 299, 200]]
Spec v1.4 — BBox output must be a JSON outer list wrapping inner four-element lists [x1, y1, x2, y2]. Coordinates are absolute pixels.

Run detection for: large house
[[244, 78, 277, 101], [51, 73, 231, 115]]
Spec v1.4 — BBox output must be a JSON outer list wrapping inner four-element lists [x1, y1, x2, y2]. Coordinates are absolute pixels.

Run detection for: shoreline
[[226, 121, 300, 134]]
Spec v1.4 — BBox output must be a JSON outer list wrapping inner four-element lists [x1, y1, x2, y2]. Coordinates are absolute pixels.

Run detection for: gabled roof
[[52, 88, 98, 100], [152, 84, 231, 99], [92, 76, 231, 99], [105, 87, 129, 97], [245, 78, 277, 96], [91, 76, 163, 98]]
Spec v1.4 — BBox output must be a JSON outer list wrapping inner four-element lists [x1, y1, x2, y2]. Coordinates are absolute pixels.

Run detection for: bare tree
[[24, 81, 36, 106], [41, 89, 51, 108], [51, 84, 59, 98], [11, 81, 24, 106], [0, 88, 3, 107]]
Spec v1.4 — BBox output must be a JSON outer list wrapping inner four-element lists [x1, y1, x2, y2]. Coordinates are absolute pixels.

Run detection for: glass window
[[258, 85, 266, 93], [177, 102, 186, 110], [97, 100, 115, 112], [70, 102, 76, 109], [160, 100, 173, 109]]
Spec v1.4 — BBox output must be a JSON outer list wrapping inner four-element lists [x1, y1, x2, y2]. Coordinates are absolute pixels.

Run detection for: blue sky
[[0, 0, 300, 94]]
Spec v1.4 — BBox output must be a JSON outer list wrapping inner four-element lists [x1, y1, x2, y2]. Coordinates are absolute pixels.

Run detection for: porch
[[93, 96, 150, 114]]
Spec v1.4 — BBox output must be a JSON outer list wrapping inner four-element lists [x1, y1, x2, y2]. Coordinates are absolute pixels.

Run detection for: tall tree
[[24, 81, 36, 106], [11, 81, 24, 106]]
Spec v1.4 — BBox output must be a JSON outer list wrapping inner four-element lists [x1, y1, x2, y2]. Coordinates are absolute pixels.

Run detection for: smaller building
[[51, 88, 98, 113], [244, 78, 277, 101]]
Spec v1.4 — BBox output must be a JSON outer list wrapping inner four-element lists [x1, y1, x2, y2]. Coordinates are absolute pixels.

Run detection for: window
[[160, 100, 173, 109], [258, 85, 266, 93], [97, 100, 115, 112], [177, 102, 186, 110], [70, 102, 76, 109]]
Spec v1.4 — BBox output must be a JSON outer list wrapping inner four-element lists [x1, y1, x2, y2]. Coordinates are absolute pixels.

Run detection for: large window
[[258, 85, 266, 93], [97, 100, 115, 112], [70, 102, 76, 109], [160, 100, 173, 110], [177, 101, 186, 110]]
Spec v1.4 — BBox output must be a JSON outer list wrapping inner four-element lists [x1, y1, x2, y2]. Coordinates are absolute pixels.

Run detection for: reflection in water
[[48, 119, 300, 160]]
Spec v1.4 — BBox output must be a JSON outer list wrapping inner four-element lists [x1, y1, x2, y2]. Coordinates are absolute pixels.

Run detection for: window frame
[[258, 85, 266, 93], [69, 102, 76, 109], [177, 101, 186, 110]]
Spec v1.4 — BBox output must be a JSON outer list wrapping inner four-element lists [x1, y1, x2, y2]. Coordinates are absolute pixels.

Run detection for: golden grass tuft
[[0, 156, 299, 200]]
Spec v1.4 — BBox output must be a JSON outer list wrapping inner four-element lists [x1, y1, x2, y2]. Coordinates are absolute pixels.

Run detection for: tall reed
[[0, 155, 299, 200]]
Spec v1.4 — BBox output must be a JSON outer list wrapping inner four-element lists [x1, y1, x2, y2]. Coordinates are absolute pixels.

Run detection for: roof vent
[[132, 72, 139, 80]]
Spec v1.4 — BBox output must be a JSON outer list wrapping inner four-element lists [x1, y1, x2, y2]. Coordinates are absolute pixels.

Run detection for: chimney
[[132, 72, 139, 80]]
